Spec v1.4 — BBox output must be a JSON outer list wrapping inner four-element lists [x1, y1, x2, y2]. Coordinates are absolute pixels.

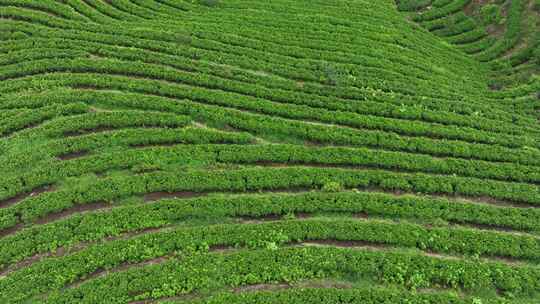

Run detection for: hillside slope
[[0, 0, 539, 303], [398, 0, 540, 89]]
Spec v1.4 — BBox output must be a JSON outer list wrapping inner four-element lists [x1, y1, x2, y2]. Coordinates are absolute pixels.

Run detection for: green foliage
[[200, 0, 220, 7], [396, 0, 431, 11], [321, 181, 343, 192], [480, 5, 503, 26], [0, 1, 538, 304]]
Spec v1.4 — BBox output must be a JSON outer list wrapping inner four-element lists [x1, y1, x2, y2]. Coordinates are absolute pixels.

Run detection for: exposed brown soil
[[0, 185, 55, 209], [237, 214, 283, 224], [56, 150, 90, 160], [353, 212, 369, 219], [233, 283, 290, 293], [209, 244, 236, 253], [0, 222, 24, 238], [34, 201, 111, 225], [295, 212, 312, 219]]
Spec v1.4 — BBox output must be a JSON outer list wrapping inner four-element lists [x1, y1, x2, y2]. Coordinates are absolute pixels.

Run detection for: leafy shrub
[[321, 181, 343, 192], [480, 4, 503, 25]]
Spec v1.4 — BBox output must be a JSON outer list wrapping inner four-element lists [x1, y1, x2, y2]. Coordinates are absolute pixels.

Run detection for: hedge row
[[25, 141, 539, 185], [0, 127, 253, 174], [0, 166, 538, 232], [2, 190, 539, 267], [413, 0, 471, 22], [3, 220, 540, 303], [475, 0, 527, 62], [0, 8, 482, 102], [174, 287, 533, 304], [9, 110, 191, 139], [0, 102, 88, 137], [2, 73, 537, 166], [1, 57, 535, 148], [1, 21, 528, 124], [36, 246, 540, 303], [0, 11, 511, 112]]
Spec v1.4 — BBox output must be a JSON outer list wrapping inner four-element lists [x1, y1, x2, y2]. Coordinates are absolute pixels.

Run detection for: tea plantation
[[0, 0, 539, 303]]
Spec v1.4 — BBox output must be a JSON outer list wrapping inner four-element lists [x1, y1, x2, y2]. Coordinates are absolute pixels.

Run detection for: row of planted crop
[[3, 225, 539, 303], [0, 102, 88, 137], [1, 43, 533, 136], [2, 189, 540, 268], [446, 27, 488, 45], [13, 110, 191, 139], [421, 12, 468, 31], [0, 5, 470, 95], [34, 138, 540, 185], [432, 17, 477, 38], [0, 10, 501, 107], [2, 74, 538, 167], [0, 47, 87, 66], [182, 0, 480, 74], [183, 17, 475, 82], [184, 23, 483, 94], [0, 165, 538, 233], [102, 0, 175, 20], [0, 19, 526, 121], [1, 39, 489, 127], [412, 0, 471, 22], [1, 57, 536, 149], [0, 109, 192, 171], [411, 2, 500, 56], [68, 0, 147, 22], [32, 29, 482, 105], [0, 126, 254, 175], [190, 144, 540, 183], [42, 247, 540, 303], [0, 0, 89, 22], [172, 287, 530, 304], [457, 36, 497, 54], [475, 0, 527, 62]]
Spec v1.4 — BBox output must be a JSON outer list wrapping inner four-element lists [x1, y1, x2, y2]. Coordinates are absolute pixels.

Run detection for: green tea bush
[[396, 0, 431, 11], [321, 181, 343, 192], [480, 4, 503, 25]]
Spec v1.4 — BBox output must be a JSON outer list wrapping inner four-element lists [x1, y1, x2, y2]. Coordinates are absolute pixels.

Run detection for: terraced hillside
[[398, 0, 540, 89], [0, 0, 539, 303]]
